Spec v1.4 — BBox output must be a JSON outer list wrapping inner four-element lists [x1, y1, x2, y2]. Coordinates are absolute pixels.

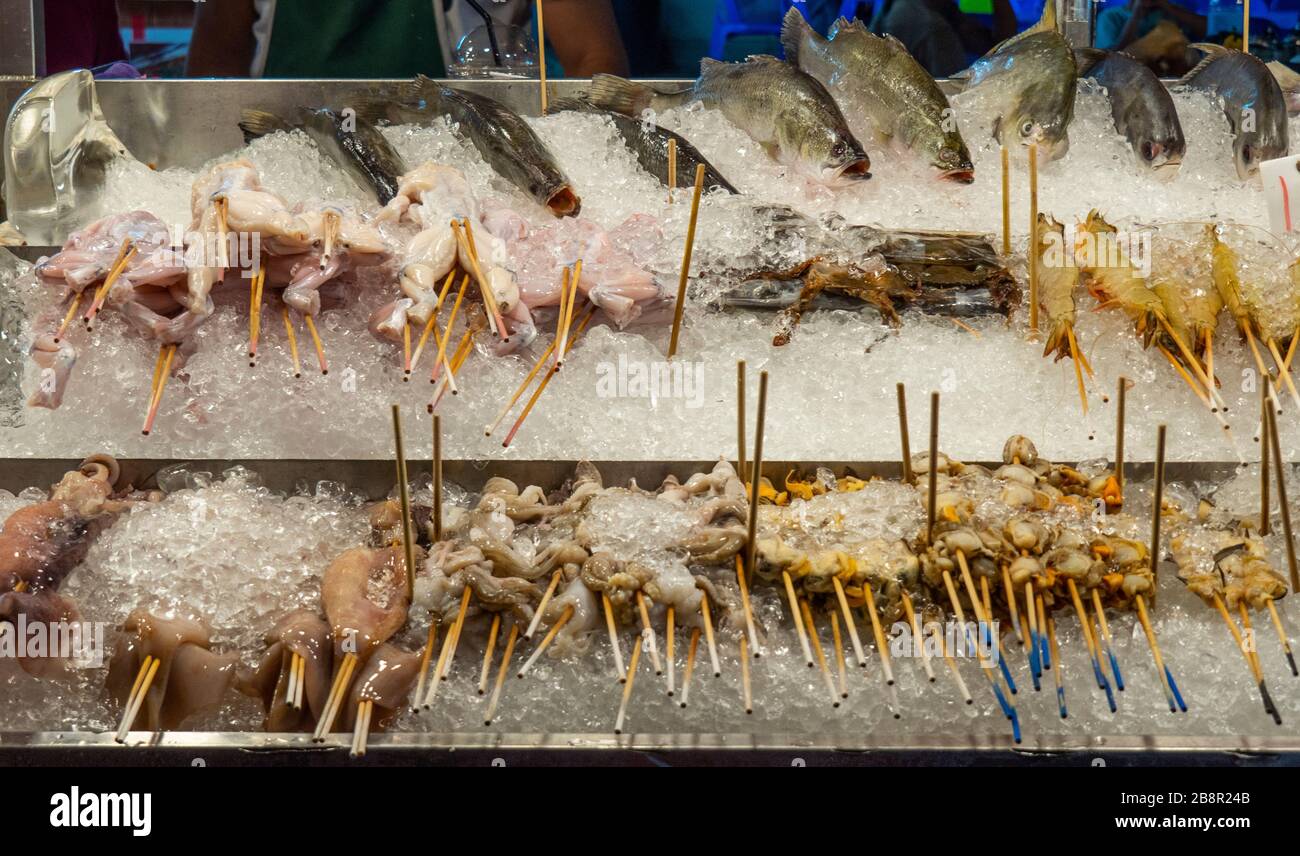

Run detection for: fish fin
[[588, 73, 664, 117], [548, 97, 592, 113], [1073, 47, 1107, 75], [1035, 0, 1058, 34], [829, 16, 866, 37], [1179, 43, 1229, 84], [349, 97, 398, 125], [780, 5, 817, 66], [238, 109, 293, 144]]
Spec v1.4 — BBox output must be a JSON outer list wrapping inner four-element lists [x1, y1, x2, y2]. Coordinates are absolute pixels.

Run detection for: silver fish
[[951, 0, 1076, 161], [1076, 47, 1185, 178], [781, 6, 973, 183], [587, 55, 871, 184], [1181, 44, 1288, 179]]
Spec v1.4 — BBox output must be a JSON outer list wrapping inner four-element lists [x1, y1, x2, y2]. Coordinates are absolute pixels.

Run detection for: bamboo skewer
[[602, 592, 625, 682], [1090, 587, 1126, 692], [1238, 601, 1269, 699], [1116, 376, 1127, 500], [430, 273, 470, 393], [115, 654, 159, 742], [526, 570, 563, 639], [613, 635, 641, 735], [349, 698, 374, 758], [665, 606, 676, 696], [556, 260, 581, 368], [739, 635, 753, 713], [282, 306, 302, 377], [391, 404, 417, 602], [486, 336, 560, 436], [141, 343, 177, 436], [956, 551, 1015, 695], [783, 570, 814, 668], [680, 628, 700, 708], [422, 591, 471, 707], [54, 292, 82, 342], [736, 555, 760, 658], [737, 361, 747, 482], [1262, 384, 1271, 533], [942, 569, 1017, 735], [285, 650, 301, 708], [293, 652, 305, 710], [535, 0, 548, 114], [636, 590, 663, 675], [743, 371, 769, 583], [429, 323, 478, 411], [1266, 406, 1300, 590], [1244, 325, 1281, 415], [832, 577, 867, 667], [303, 315, 328, 375], [502, 305, 596, 446], [701, 593, 721, 677], [412, 622, 438, 712], [1001, 565, 1023, 645], [552, 266, 571, 371], [402, 320, 412, 376], [925, 391, 938, 542], [441, 587, 473, 680], [896, 382, 913, 483], [249, 266, 266, 365], [1036, 591, 1051, 672], [85, 239, 135, 329], [938, 626, 973, 705], [667, 138, 677, 203], [478, 613, 502, 695], [410, 271, 457, 378], [1047, 615, 1067, 718], [432, 413, 443, 542], [454, 219, 506, 338], [900, 591, 935, 683], [1000, 146, 1010, 257], [860, 583, 894, 686], [666, 164, 706, 359], [1028, 143, 1039, 333], [1067, 579, 1116, 712], [1213, 594, 1279, 723], [1151, 424, 1166, 584], [1135, 593, 1185, 713], [800, 600, 840, 707], [1025, 581, 1041, 689], [1266, 598, 1297, 676], [830, 610, 849, 700], [484, 624, 519, 726], [517, 604, 574, 678], [314, 652, 357, 740]]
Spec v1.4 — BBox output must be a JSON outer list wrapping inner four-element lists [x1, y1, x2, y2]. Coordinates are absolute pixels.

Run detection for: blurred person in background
[[870, 0, 1018, 77], [186, 0, 628, 78], [1095, 0, 1204, 74], [43, 0, 127, 73]]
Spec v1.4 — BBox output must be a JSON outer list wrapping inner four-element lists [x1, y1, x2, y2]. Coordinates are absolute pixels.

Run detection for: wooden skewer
[[286, 651, 304, 709], [1036, 591, 1051, 672], [54, 292, 82, 342], [1265, 598, 1298, 676], [800, 599, 840, 707], [502, 305, 596, 446], [282, 306, 302, 378], [1135, 594, 1185, 713], [666, 163, 707, 359], [896, 382, 913, 483], [86, 239, 135, 328], [736, 555, 760, 658], [141, 344, 177, 436], [737, 360, 747, 483], [484, 623, 519, 726], [431, 414, 443, 542], [1157, 344, 1214, 411], [1213, 594, 1278, 723], [428, 324, 478, 412], [303, 314, 328, 375], [314, 651, 357, 740], [1066, 578, 1115, 711], [249, 266, 266, 365], [349, 699, 374, 758], [665, 606, 676, 696], [535, 0, 548, 114], [601, 592, 625, 682], [860, 583, 894, 686], [832, 577, 867, 667], [215, 197, 229, 269], [1115, 375, 1127, 501], [980, 574, 992, 619], [320, 209, 338, 269], [1025, 581, 1041, 688], [555, 260, 582, 369], [1266, 406, 1300, 590], [486, 335, 560, 436], [552, 266, 570, 371], [1204, 328, 1215, 392], [526, 570, 563, 640], [440, 586, 473, 681], [293, 651, 305, 710], [635, 591, 663, 675], [680, 627, 700, 708], [453, 220, 506, 339], [955, 551, 1015, 695], [391, 404, 418, 604], [1000, 145, 1011, 257], [1150, 423, 1166, 585], [829, 609, 849, 700], [1047, 615, 1067, 718], [701, 593, 721, 677], [409, 270, 457, 377], [925, 391, 938, 543], [1090, 586, 1125, 691], [742, 371, 768, 584], [782, 570, 814, 667], [739, 635, 753, 714], [1262, 383, 1271, 533], [1067, 326, 1088, 415], [411, 621, 438, 712], [1159, 315, 1226, 412], [1001, 564, 1023, 645], [899, 591, 935, 683], [613, 632, 641, 734], [517, 604, 574, 678], [942, 569, 1016, 730], [1238, 601, 1268, 693], [115, 654, 158, 742], [667, 137, 677, 203], [422, 614, 458, 708], [430, 273, 470, 393], [1244, 324, 1281, 415], [402, 320, 412, 375], [1027, 143, 1039, 333], [478, 613, 502, 695]]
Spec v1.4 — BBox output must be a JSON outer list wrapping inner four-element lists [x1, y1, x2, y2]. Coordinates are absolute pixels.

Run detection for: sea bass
[[1180, 44, 1288, 180], [1076, 47, 1184, 178], [587, 55, 871, 185], [780, 6, 973, 183], [550, 98, 738, 193], [239, 107, 407, 204], [355, 79, 580, 217], [951, 0, 1076, 161]]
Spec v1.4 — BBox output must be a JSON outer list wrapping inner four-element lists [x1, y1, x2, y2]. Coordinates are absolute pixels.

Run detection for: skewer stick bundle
[[349, 699, 374, 758], [527, 569, 562, 639], [518, 604, 574, 678], [800, 600, 840, 707], [896, 382, 913, 483], [115, 654, 160, 742], [742, 371, 769, 584], [314, 652, 358, 740], [667, 164, 707, 359], [555, 260, 582, 369], [304, 314, 328, 375], [832, 577, 867, 667]]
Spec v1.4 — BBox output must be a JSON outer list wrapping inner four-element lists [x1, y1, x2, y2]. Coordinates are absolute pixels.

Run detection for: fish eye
[[831, 140, 849, 159], [1019, 120, 1034, 138]]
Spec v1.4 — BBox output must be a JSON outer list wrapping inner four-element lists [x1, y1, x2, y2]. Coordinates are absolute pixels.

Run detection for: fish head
[[807, 132, 872, 185], [1233, 133, 1287, 181], [932, 143, 975, 184], [545, 185, 582, 218], [1138, 139, 1183, 181]]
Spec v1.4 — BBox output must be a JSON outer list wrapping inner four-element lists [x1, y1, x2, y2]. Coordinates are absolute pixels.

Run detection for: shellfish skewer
[[1066, 578, 1116, 712], [1047, 615, 1067, 718], [782, 570, 814, 668], [900, 591, 935, 683], [1090, 587, 1126, 691], [800, 600, 839, 707], [832, 577, 867, 668], [1135, 594, 1186, 713], [941, 569, 1018, 740], [830, 610, 849, 700], [955, 551, 1014, 695]]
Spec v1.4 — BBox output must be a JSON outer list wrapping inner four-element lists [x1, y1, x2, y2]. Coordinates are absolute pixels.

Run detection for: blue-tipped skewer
[[1027, 626, 1042, 691], [1165, 666, 1187, 712]]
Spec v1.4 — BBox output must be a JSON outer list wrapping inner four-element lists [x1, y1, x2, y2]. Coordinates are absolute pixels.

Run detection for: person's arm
[[185, 0, 257, 77], [542, 0, 629, 77], [1152, 0, 1206, 39], [1113, 0, 1153, 49]]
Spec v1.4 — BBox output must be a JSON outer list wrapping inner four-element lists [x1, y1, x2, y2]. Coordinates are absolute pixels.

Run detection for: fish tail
[[780, 5, 817, 67], [588, 74, 672, 117], [238, 109, 294, 145]]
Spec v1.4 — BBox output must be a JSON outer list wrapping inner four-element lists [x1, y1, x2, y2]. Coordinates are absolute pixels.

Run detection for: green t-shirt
[[263, 0, 446, 78]]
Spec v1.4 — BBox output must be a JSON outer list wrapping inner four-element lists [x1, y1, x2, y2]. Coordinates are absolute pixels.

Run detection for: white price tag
[[1260, 154, 1300, 235]]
